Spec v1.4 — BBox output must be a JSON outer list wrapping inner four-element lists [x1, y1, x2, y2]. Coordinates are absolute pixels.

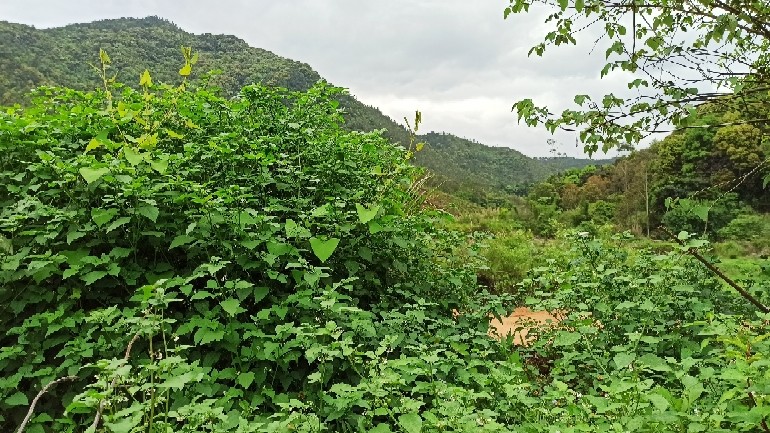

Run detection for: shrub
[[0, 59, 518, 432]]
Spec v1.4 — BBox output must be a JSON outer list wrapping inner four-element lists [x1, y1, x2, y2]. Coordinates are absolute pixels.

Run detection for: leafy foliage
[[0, 60, 523, 432], [0, 17, 605, 202], [511, 232, 770, 433], [504, 0, 770, 161]]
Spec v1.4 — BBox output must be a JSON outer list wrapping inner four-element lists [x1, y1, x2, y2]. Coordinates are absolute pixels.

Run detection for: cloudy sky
[[0, 0, 630, 157]]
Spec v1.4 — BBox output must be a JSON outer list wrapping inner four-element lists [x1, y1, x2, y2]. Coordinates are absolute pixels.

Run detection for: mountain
[[0, 16, 607, 194]]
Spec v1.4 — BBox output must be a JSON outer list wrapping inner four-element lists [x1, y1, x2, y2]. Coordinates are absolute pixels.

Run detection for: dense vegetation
[[3, 49, 769, 433], [0, 17, 603, 202], [517, 106, 770, 242], [414, 132, 613, 204], [2, 10, 769, 433]]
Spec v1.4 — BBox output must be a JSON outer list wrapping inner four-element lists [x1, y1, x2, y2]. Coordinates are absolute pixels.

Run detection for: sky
[[0, 0, 631, 157]]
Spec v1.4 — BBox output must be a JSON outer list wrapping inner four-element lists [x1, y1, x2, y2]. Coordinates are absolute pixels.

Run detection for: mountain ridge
[[0, 16, 610, 194]]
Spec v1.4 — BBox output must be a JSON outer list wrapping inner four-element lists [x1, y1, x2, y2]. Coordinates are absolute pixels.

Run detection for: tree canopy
[[505, 0, 770, 166]]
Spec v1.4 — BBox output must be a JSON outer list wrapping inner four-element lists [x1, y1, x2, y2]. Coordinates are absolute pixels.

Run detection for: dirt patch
[[489, 307, 562, 345]]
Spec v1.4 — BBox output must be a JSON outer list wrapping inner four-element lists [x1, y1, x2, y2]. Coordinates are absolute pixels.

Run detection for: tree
[[504, 0, 770, 170]]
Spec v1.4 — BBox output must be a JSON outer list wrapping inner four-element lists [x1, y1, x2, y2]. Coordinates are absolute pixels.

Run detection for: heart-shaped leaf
[[309, 237, 340, 263], [79, 167, 110, 184], [398, 413, 422, 433], [220, 298, 246, 316], [123, 146, 144, 166], [356, 203, 380, 224]]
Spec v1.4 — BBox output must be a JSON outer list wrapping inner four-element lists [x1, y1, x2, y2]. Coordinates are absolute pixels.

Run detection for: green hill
[[0, 16, 606, 195]]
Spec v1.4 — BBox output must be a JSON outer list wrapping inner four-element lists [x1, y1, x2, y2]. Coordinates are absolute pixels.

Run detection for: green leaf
[[220, 298, 246, 316], [369, 424, 392, 433], [99, 48, 111, 65], [575, 0, 584, 12], [613, 352, 636, 369], [81, 270, 108, 285], [150, 157, 169, 174], [356, 203, 380, 224], [92, 208, 118, 227], [309, 237, 340, 263], [253, 286, 269, 303], [139, 69, 153, 86], [123, 146, 143, 166], [693, 205, 709, 222], [646, 394, 670, 411], [170, 234, 195, 249], [86, 137, 103, 152], [159, 372, 196, 390], [237, 372, 256, 389], [179, 63, 192, 77], [79, 167, 110, 184], [553, 331, 581, 346], [285, 219, 310, 238], [311, 204, 330, 217], [67, 230, 86, 244], [136, 205, 159, 223], [4, 391, 28, 406], [398, 413, 422, 433], [242, 240, 260, 250], [104, 417, 141, 433], [368, 222, 383, 234], [194, 327, 224, 345], [106, 217, 131, 233], [558, 0, 568, 10]]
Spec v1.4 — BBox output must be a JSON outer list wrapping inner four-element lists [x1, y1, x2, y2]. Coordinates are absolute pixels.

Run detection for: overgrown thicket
[[511, 233, 770, 433], [1, 54, 769, 433], [0, 56, 519, 432]]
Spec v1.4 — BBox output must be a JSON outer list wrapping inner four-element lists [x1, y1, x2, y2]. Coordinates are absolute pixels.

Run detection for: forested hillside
[[0, 17, 603, 195], [525, 103, 770, 238]]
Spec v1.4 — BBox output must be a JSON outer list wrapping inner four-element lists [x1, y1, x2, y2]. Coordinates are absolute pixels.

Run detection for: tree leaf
[[369, 424, 392, 433], [158, 372, 196, 389], [139, 69, 153, 87], [79, 167, 110, 184], [170, 234, 195, 249], [237, 372, 256, 389], [613, 352, 636, 369], [92, 208, 118, 227], [220, 298, 246, 316], [309, 237, 340, 263], [553, 331, 581, 346], [253, 286, 269, 303], [106, 216, 132, 233], [86, 137, 103, 152], [356, 203, 380, 224], [150, 157, 169, 174], [693, 205, 709, 222], [398, 413, 422, 433], [136, 205, 159, 223], [646, 393, 670, 411], [179, 63, 192, 77], [4, 391, 28, 406], [104, 417, 141, 433], [81, 270, 108, 285], [123, 146, 143, 166]]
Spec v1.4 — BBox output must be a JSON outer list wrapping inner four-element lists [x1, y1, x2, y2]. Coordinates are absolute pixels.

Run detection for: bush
[[0, 61, 521, 432], [718, 213, 770, 241]]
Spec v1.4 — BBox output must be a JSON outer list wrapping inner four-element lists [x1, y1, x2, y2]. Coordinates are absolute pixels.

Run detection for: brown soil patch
[[489, 307, 562, 345]]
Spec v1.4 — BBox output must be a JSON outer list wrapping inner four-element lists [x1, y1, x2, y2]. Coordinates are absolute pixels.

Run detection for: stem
[[91, 333, 141, 431], [661, 226, 769, 313], [15, 376, 79, 433]]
